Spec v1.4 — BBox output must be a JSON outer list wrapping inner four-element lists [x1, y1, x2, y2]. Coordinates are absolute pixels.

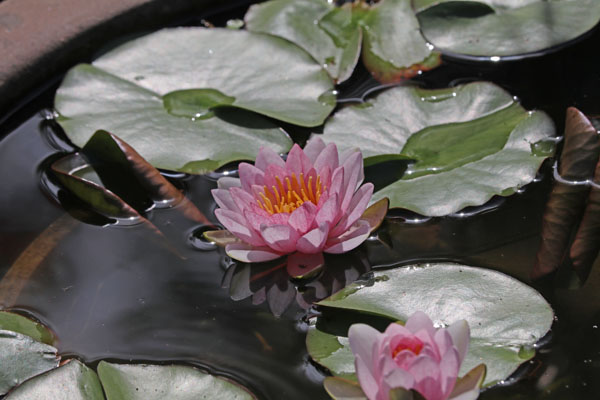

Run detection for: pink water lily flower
[[211, 138, 374, 263], [349, 311, 483, 400]]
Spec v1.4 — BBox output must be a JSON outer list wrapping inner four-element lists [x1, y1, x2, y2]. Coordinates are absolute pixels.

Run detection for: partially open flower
[[348, 312, 483, 400], [211, 138, 374, 263]]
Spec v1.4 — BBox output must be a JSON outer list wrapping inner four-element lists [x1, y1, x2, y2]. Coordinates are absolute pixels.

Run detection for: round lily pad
[[321, 82, 556, 216], [54, 27, 338, 173], [307, 263, 554, 386], [415, 0, 600, 59]]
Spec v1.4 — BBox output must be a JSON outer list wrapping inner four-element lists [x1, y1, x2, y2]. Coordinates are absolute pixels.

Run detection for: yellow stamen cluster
[[257, 173, 324, 214]]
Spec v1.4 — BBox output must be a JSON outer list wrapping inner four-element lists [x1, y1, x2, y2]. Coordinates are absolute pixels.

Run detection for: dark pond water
[[1, 1, 600, 399]]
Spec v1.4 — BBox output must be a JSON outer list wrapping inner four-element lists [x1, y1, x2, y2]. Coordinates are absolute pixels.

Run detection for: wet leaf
[[0, 311, 55, 345], [204, 230, 241, 247], [54, 28, 338, 173], [4, 360, 104, 400], [82, 130, 211, 224], [97, 361, 255, 400], [51, 153, 141, 220], [321, 82, 556, 216], [416, 0, 600, 58], [0, 330, 59, 395], [323, 377, 366, 400], [533, 107, 600, 278], [246, 0, 440, 83], [245, 0, 361, 83], [308, 263, 554, 386]]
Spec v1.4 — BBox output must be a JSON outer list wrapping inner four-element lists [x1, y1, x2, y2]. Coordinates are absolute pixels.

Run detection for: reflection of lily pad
[[307, 263, 554, 386], [98, 362, 255, 400], [321, 82, 556, 216], [415, 0, 600, 58], [246, 0, 440, 83], [54, 27, 339, 173]]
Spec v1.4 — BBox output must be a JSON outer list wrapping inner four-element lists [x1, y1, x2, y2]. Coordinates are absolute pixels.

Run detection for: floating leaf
[[4, 360, 104, 400], [533, 107, 600, 279], [416, 0, 600, 58], [245, 0, 361, 83], [308, 263, 554, 386], [321, 82, 556, 216], [54, 27, 338, 173], [0, 330, 59, 395], [0, 311, 55, 345], [246, 0, 440, 83], [323, 377, 366, 400], [97, 361, 254, 400]]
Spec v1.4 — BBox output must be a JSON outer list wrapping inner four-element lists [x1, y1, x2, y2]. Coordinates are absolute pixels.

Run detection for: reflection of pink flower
[[212, 138, 374, 263], [349, 312, 473, 400]]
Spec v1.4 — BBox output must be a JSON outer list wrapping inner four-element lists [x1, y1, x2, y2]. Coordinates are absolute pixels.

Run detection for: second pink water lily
[[212, 138, 374, 263]]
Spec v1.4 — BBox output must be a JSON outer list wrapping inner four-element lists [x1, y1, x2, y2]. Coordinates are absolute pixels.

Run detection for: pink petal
[[314, 143, 339, 174], [381, 368, 416, 397], [211, 189, 239, 213], [339, 151, 363, 213], [303, 137, 326, 163], [255, 146, 285, 171], [446, 320, 470, 365], [331, 183, 374, 237], [410, 357, 443, 399], [296, 223, 329, 254], [285, 144, 312, 175], [340, 148, 364, 185], [439, 348, 460, 398], [328, 166, 344, 199], [217, 177, 241, 189], [214, 209, 265, 247], [414, 376, 445, 400], [263, 164, 289, 190], [355, 355, 379, 400], [286, 252, 324, 278], [229, 187, 256, 214], [244, 210, 271, 232], [225, 243, 282, 263], [324, 219, 370, 254], [433, 329, 454, 365], [348, 323, 381, 367], [288, 202, 317, 234], [405, 311, 437, 337], [239, 162, 265, 192], [260, 224, 299, 253], [319, 165, 332, 190], [315, 193, 339, 227], [269, 212, 290, 225]]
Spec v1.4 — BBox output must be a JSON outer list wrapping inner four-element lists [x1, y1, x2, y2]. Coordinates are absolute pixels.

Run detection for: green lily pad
[[97, 361, 255, 400], [0, 330, 59, 395], [321, 82, 556, 216], [415, 0, 600, 58], [54, 27, 339, 173], [245, 0, 361, 83], [246, 0, 440, 83], [4, 360, 104, 400], [0, 311, 55, 345], [307, 263, 554, 386]]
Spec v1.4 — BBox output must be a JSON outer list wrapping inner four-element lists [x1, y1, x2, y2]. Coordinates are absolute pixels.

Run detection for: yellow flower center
[[257, 172, 324, 214]]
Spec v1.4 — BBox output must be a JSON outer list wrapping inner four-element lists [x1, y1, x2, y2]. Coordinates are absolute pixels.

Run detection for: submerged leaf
[[308, 263, 554, 386], [97, 361, 254, 400], [533, 107, 600, 279], [4, 360, 104, 400], [417, 0, 600, 58], [322, 82, 555, 216]]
